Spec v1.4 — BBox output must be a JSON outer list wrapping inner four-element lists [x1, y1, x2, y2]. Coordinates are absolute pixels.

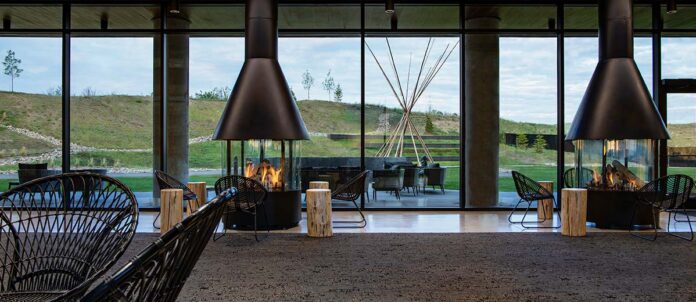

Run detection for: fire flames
[[587, 160, 643, 191], [245, 160, 283, 190]]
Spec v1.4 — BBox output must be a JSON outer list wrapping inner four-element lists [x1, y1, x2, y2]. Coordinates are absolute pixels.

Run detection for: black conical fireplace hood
[[566, 0, 669, 141], [213, 0, 309, 140]]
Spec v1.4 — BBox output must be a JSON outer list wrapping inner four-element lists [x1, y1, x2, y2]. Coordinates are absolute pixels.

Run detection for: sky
[[0, 36, 693, 124]]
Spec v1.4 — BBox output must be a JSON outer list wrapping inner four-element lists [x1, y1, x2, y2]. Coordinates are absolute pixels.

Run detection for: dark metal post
[[159, 3, 168, 173], [556, 3, 565, 200], [360, 2, 366, 209], [652, 2, 666, 179], [459, 2, 465, 209], [61, 3, 70, 173]]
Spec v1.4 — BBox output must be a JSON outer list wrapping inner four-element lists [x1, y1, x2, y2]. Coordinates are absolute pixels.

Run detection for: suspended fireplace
[[566, 0, 669, 229], [213, 0, 309, 230]]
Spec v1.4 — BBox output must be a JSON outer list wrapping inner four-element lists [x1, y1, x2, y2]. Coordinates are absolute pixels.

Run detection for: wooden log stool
[[160, 188, 184, 234], [309, 181, 330, 190], [537, 181, 555, 220], [186, 182, 207, 215], [561, 188, 588, 237], [306, 188, 333, 238]]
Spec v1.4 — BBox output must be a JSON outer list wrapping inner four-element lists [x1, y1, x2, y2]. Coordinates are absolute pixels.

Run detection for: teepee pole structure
[[366, 37, 458, 162]]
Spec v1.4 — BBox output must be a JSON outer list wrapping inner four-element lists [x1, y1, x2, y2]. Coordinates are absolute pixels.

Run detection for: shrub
[[193, 87, 230, 101], [516, 134, 528, 149], [534, 135, 547, 153], [425, 115, 435, 134]]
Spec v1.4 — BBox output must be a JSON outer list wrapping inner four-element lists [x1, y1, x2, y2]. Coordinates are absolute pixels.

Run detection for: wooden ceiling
[[0, 3, 693, 31]]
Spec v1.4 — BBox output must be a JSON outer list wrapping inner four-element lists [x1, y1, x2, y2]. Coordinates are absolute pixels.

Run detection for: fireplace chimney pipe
[[566, 0, 669, 141], [213, 0, 309, 141]]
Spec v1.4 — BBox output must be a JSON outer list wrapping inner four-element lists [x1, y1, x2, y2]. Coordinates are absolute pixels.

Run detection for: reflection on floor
[[136, 210, 694, 234], [137, 190, 523, 209]]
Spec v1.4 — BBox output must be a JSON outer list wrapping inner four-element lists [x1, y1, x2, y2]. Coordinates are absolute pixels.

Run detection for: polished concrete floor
[[137, 210, 695, 234]]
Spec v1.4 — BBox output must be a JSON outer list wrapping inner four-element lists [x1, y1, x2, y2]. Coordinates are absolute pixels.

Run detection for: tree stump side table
[[561, 188, 587, 237], [537, 181, 555, 220], [186, 182, 207, 215], [309, 181, 330, 189], [160, 188, 183, 234], [306, 188, 333, 238]]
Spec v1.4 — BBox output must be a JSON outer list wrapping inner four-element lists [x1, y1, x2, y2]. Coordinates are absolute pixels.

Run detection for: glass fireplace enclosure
[[234, 140, 301, 193], [573, 139, 656, 191]]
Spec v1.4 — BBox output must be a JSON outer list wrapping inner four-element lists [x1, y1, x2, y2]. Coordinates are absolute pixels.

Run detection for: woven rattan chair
[[77, 189, 236, 302], [214, 175, 268, 242], [630, 174, 694, 241], [332, 170, 369, 228], [508, 171, 561, 228], [0, 173, 139, 301], [153, 170, 199, 229], [563, 167, 594, 188]]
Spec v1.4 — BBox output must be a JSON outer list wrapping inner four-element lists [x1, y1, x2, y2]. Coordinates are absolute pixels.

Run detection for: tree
[[516, 133, 529, 149], [3, 50, 23, 92], [425, 115, 435, 134], [334, 84, 343, 102], [534, 134, 547, 153], [301, 69, 314, 99], [321, 69, 335, 101]]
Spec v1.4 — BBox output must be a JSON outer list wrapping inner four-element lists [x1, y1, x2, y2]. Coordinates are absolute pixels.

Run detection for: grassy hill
[[1, 91, 692, 170]]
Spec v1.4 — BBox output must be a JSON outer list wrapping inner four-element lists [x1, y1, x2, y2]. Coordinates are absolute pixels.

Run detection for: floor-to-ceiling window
[[279, 36, 361, 208], [0, 5, 63, 191], [364, 3, 461, 208], [663, 37, 696, 180], [0, 37, 62, 190], [1, 1, 694, 210], [188, 37, 244, 186], [69, 5, 156, 203], [497, 37, 558, 207]]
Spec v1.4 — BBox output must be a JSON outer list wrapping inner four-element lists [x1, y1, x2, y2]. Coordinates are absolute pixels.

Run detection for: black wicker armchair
[[214, 175, 268, 242], [508, 171, 561, 228], [630, 174, 694, 241], [332, 170, 369, 228], [78, 189, 236, 302], [563, 167, 594, 188], [153, 170, 199, 229], [0, 173, 139, 301]]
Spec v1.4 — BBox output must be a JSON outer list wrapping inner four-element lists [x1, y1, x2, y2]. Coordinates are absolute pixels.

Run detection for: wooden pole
[[306, 189, 333, 238], [186, 182, 207, 215], [160, 188, 183, 234]]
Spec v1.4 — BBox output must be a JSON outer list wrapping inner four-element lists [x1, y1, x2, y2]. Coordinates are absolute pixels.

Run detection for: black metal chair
[[153, 170, 199, 229], [214, 175, 269, 242], [629, 174, 694, 241], [76, 189, 236, 302], [332, 170, 369, 228], [508, 171, 561, 228], [563, 167, 594, 188], [0, 173, 139, 301]]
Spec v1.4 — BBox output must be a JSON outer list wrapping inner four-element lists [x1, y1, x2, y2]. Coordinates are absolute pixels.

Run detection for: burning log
[[611, 160, 645, 188]]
